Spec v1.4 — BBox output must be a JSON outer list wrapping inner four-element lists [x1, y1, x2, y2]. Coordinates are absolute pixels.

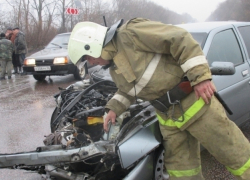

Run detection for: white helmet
[[68, 22, 108, 64]]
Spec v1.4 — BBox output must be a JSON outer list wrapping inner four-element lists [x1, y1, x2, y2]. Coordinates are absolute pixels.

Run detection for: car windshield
[[189, 32, 208, 48], [45, 34, 70, 49]]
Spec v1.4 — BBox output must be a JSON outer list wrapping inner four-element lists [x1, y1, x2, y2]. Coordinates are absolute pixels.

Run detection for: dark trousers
[[13, 53, 25, 67], [13, 53, 21, 67]]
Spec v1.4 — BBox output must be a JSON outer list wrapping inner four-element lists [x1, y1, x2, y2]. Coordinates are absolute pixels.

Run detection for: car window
[[190, 32, 207, 48], [206, 29, 243, 66], [238, 25, 250, 58], [46, 34, 70, 49]]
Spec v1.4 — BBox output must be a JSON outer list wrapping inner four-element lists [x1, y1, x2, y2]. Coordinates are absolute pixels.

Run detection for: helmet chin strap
[[103, 19, 124, 47]]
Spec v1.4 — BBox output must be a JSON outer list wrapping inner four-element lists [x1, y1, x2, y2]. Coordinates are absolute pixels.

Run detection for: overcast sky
[[0, 0, 227, 22], [150, 0, 226, 22]]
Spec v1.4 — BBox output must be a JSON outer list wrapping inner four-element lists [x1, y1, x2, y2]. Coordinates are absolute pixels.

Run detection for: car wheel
[[74, 62, 87, 80], [33, 74, 46, 81], [155, 147, 169, 180]]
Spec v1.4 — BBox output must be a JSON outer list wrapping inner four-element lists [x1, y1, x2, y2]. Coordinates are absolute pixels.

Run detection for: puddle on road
[[0, 75, 78, 109], [0, 74, 77, 98]]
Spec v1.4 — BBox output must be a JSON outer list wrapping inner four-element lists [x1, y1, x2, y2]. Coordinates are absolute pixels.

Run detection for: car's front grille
[[36, 59, 54, 66]]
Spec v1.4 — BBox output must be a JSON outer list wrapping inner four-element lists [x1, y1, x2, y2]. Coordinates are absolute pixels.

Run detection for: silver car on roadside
[[176, 21, 250, 126]]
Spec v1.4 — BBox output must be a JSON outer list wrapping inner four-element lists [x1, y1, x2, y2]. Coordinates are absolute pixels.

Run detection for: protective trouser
[[0, 59, 12, 78], [158, 96, 250, 180]]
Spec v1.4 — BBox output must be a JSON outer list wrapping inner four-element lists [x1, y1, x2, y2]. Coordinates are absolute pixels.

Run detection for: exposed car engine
[[33, 80, 162, 180]]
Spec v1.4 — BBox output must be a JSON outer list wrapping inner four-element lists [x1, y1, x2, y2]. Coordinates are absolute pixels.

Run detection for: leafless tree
[[207, 0, 250, 21], [0, 0, 204, 52]]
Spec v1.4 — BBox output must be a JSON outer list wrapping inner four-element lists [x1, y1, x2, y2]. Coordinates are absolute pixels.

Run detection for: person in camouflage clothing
[[13, 27, 27, 74], [0, 33, 14, 80], [5, 27, 18, 74]]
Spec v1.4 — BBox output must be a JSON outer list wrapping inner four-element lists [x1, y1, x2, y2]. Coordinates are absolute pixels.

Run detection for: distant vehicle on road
[[23, 33, 91, 81]]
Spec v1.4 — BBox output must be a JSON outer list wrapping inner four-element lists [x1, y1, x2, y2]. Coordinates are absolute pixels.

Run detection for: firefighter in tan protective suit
[[68, 18, 250, 180]]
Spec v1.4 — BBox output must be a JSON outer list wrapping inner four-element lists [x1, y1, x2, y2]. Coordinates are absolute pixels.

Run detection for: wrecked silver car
[[0, 61, 235, 180]]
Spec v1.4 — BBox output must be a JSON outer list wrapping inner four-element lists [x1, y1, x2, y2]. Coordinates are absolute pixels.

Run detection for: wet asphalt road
[[0, 72, 82, 179], [0, 70, 249, 180]]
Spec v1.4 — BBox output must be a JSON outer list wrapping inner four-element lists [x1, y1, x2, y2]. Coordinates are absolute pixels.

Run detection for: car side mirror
[[210, 61, 235, 75]]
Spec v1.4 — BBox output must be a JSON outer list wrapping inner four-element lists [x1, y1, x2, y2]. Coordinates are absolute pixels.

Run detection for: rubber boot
[[12, 67, 18, 74], [20, 67, 26, 76], [17, 66, 21, 74]]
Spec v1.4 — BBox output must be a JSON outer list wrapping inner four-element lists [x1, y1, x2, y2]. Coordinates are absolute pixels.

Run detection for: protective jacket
[[14, 31, 27, 54], [0, 37, 13, 60], [101, 18, 212, 130]]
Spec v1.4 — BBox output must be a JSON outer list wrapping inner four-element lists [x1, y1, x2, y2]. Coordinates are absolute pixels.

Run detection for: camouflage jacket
[[14, 31, 27, 54], [0, 37, 13, 60]]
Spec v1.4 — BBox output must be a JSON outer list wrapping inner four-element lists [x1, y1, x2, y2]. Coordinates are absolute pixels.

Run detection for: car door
[[236, 24, 250, 67], [203, 25, 250, 126]]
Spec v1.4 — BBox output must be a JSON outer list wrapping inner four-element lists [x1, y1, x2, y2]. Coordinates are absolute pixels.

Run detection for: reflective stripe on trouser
[[157, 98, 205, 179], [159, 96, 250, 180]]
